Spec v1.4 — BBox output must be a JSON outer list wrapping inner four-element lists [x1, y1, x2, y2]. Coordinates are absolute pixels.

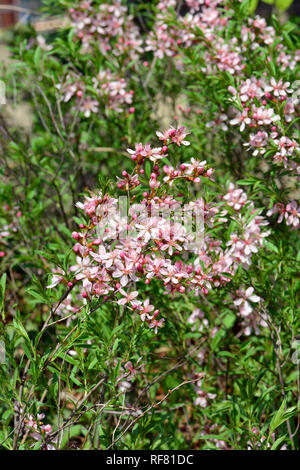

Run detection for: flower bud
[[72, 231, 80, 240]]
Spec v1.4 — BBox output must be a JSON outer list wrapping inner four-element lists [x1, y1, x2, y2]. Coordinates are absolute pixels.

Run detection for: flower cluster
[[146, 0, 245, 75], [92, 70, 133, 113], [69, 0, 143, 60], [241, 15, 299, 74], [24, 414, 55, 450], [57, 70, 133, 115], [267, 200, 300, 229], [48, 127, 269, 334], [228, 77, 299, 228]]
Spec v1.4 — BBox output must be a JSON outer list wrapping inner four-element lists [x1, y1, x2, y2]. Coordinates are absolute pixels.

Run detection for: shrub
[[0, 0, 299, 450]]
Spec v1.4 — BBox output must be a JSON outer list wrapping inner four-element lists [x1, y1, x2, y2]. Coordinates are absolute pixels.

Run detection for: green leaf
[[264, 241, 279, 254], [222, 312, 236, 329], [34, 47, 42, 67], [144, 160, 152, 180], [269, 399, 296, 434], [275, 0, 294, 11], [27, 289, 49, 305], [271, 435, 288, 449], [249, 0, 259, 13]]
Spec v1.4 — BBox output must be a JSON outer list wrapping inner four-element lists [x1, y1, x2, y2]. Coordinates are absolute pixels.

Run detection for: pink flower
[[285, 200, 300, 228], [184, 158, 207, 176], [156, 126, 190, 146], [234, 287, 260, 317], [264, 77, 292, 98], [240, 78, 263, 102], [47, 268, 64, 289], [138, 298, 155, 321], [230, 109, 251, 132], [79, 96, 99, 117], [136, 218, 159, 243], [171, 126, 191, 146], [113, 259, 138, 287], [245, 131, 268, 156], [251, 105, 280, 126], [117, 289, 139, 306], [224, 183, 247, 210], [149, 317, 165, 333]]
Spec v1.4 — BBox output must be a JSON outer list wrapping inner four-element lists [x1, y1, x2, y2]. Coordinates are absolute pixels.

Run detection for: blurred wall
[[0, 0, 42, 28]]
